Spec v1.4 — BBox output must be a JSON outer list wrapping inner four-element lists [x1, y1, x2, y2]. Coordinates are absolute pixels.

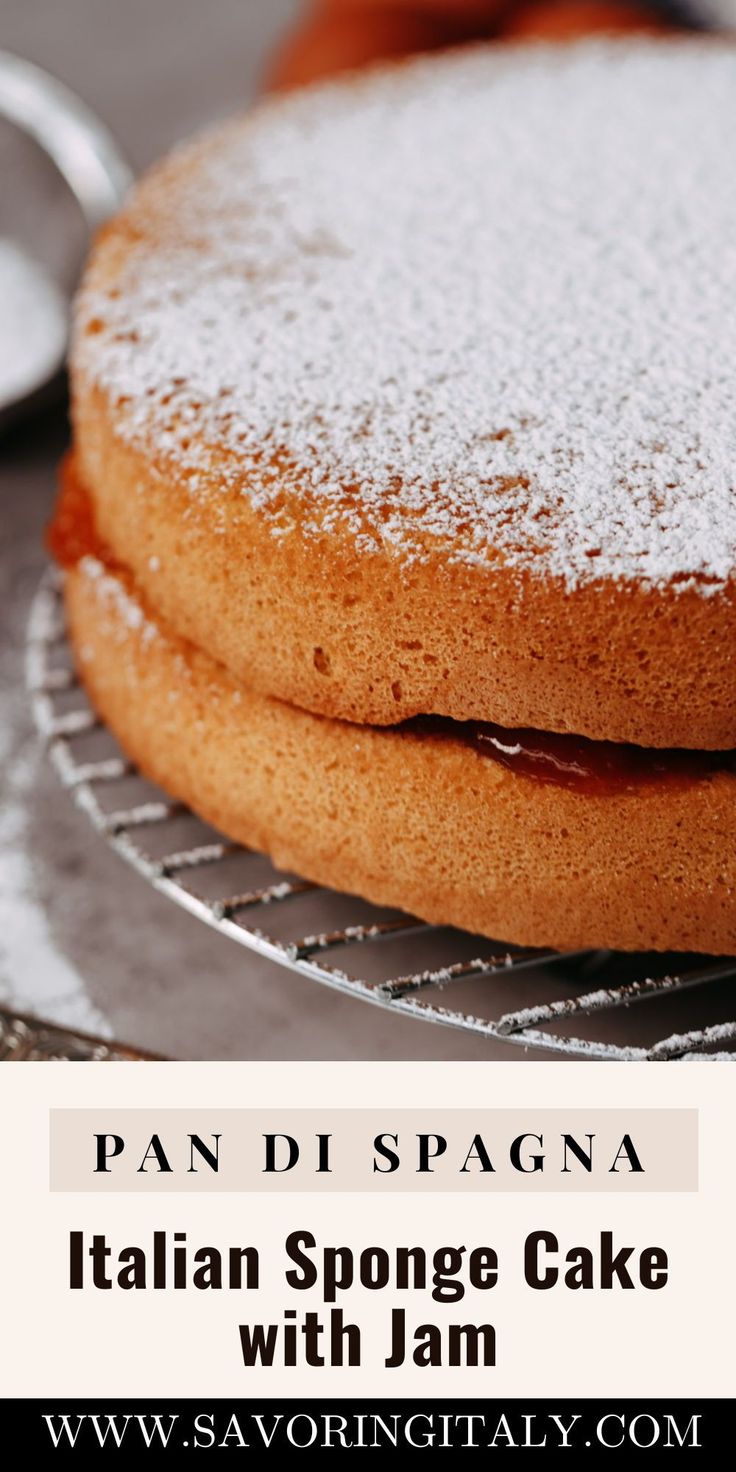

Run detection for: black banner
[[7, 1399, 726, 1455]]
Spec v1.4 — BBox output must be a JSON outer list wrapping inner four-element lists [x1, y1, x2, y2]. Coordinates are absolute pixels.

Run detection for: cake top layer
[[74, 39, 736, 593]]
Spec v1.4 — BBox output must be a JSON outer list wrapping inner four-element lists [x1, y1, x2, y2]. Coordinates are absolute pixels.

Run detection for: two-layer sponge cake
[[54, 39, 736, 953]]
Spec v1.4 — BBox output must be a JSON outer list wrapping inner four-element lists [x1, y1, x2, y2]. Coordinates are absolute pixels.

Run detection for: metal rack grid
[[0, 1004, 151, 1062], [26, 572, 736, 1062]]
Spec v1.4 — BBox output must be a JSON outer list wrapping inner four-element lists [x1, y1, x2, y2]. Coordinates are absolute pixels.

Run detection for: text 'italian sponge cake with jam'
[[52, 38, 736, 954]]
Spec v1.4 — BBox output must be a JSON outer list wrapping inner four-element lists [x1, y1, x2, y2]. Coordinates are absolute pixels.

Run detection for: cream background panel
[[0, 1062, 732, 1397]]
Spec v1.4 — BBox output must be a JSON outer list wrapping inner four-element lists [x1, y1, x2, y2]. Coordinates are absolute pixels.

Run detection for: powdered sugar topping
[[79, 556, 158, 644], [74, 40, 736, 592]]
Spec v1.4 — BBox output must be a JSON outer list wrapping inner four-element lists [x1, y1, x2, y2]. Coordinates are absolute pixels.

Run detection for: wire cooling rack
[[0, 1004, 152, 1062], [26, 572, 736, 1062]]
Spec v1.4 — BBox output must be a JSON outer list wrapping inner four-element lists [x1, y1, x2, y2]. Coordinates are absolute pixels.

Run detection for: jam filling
[[50, 462, 733, 795], [48, 457, 116, 570], [407, 717, 733, 794]]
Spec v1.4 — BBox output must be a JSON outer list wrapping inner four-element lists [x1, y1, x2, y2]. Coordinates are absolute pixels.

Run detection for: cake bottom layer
[[63, 554, 736, 954]]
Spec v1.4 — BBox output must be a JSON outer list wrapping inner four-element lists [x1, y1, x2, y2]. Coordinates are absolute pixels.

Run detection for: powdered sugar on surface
[[74, 40, 736, 592], [0, 239, 67, 409], [79, 556, 158, 644]]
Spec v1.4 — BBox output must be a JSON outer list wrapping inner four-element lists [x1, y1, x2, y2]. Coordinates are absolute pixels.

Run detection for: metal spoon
[[0, 50, 133, 432]]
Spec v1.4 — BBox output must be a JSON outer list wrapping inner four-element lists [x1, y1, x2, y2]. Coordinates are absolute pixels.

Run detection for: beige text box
[[50, 1108, 697, 1192]]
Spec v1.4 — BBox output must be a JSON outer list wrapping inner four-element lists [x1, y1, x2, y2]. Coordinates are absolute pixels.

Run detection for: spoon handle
[[0, 49, 133, 232]]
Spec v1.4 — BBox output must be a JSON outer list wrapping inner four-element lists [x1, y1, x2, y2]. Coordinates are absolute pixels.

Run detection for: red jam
[[47, 456, 115, 569], [408, 717, 733, 794], [50, 462, 733, 796]]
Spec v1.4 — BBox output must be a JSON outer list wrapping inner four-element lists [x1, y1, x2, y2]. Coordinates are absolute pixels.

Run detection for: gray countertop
[[0, 0, 536, 1060]]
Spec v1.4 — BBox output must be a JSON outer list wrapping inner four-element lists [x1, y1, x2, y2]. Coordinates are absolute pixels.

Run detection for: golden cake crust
[[70, 40, 736, 747], [64, 554, 736, 955], [72, 405, 736, 748]]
